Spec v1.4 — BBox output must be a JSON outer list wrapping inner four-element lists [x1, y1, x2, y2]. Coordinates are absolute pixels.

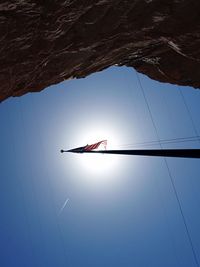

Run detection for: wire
[[135, 71, 199, 267], [165, 158, 200, 267], [134, 71, 180, 266], [179, 87, 200, 144], [117, 135, 200, 148]]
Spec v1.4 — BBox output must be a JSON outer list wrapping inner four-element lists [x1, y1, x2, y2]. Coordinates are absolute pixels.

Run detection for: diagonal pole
[[61, 149, 200, 159]]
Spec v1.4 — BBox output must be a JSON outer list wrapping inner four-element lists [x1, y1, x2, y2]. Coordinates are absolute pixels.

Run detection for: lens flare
[[70, 125, 123, 185]]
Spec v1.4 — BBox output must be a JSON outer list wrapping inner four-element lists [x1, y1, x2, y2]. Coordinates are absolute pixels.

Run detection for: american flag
[[84, 140, 107, 151]]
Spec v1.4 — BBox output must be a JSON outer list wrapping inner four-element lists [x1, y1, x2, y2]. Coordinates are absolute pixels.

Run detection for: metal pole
[[60, 149, 200, 159]]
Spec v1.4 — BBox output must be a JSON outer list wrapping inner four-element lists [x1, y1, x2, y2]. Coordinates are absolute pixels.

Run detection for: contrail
[[58, 198, 69, 215]]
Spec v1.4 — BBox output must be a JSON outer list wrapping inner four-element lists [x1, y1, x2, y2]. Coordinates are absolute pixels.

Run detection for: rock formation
[[1, 0, 200, 101]]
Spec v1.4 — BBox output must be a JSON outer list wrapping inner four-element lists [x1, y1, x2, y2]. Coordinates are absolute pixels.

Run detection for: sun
[[71, 124, 123, 184], [59, 119, 128, 187], [79, 128, 119, 168]]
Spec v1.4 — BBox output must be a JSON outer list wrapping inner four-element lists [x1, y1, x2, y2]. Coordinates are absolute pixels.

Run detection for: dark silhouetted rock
[[1, 0, 200, 101]]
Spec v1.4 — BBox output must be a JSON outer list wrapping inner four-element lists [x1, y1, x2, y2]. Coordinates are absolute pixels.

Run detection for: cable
[[117, 135, 200, 148], [179, 87, 200, 144], [134, 71, 181, 266], [135, 71, 199, 267], [165, 158, 200, 267]]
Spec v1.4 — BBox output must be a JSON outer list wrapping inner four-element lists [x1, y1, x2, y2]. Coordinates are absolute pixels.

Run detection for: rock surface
[[1, 0, 200, 101]]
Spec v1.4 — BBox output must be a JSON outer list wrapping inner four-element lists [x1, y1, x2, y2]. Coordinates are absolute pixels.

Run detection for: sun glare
[[59, 118, 129, 188], [72, 125, 123, 184]]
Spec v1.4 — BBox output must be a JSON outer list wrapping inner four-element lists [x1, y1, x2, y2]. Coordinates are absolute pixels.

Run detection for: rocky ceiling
[[1, 0, 200, 101]]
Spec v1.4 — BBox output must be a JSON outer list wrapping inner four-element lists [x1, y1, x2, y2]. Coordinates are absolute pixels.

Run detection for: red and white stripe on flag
[[84, 140, 107, 151]]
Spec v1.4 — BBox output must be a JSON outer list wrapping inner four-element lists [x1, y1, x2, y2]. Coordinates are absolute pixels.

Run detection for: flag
[[84, 140, 107, 151]]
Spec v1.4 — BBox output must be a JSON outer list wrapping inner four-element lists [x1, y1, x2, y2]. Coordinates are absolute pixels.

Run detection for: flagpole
[[61, 149, 200, 159]]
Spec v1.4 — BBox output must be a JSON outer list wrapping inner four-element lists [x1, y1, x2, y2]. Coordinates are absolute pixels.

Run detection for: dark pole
[[60, 149, 200, 159]]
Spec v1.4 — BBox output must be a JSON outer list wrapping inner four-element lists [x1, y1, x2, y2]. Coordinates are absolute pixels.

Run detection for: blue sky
[[1, 66, 200, 267]]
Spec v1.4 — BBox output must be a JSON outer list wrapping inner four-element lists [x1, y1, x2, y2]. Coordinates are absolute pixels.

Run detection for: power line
[[135, 71, 199, 267], [118, 135, 200, 148], [179, 87, 200, 144]]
